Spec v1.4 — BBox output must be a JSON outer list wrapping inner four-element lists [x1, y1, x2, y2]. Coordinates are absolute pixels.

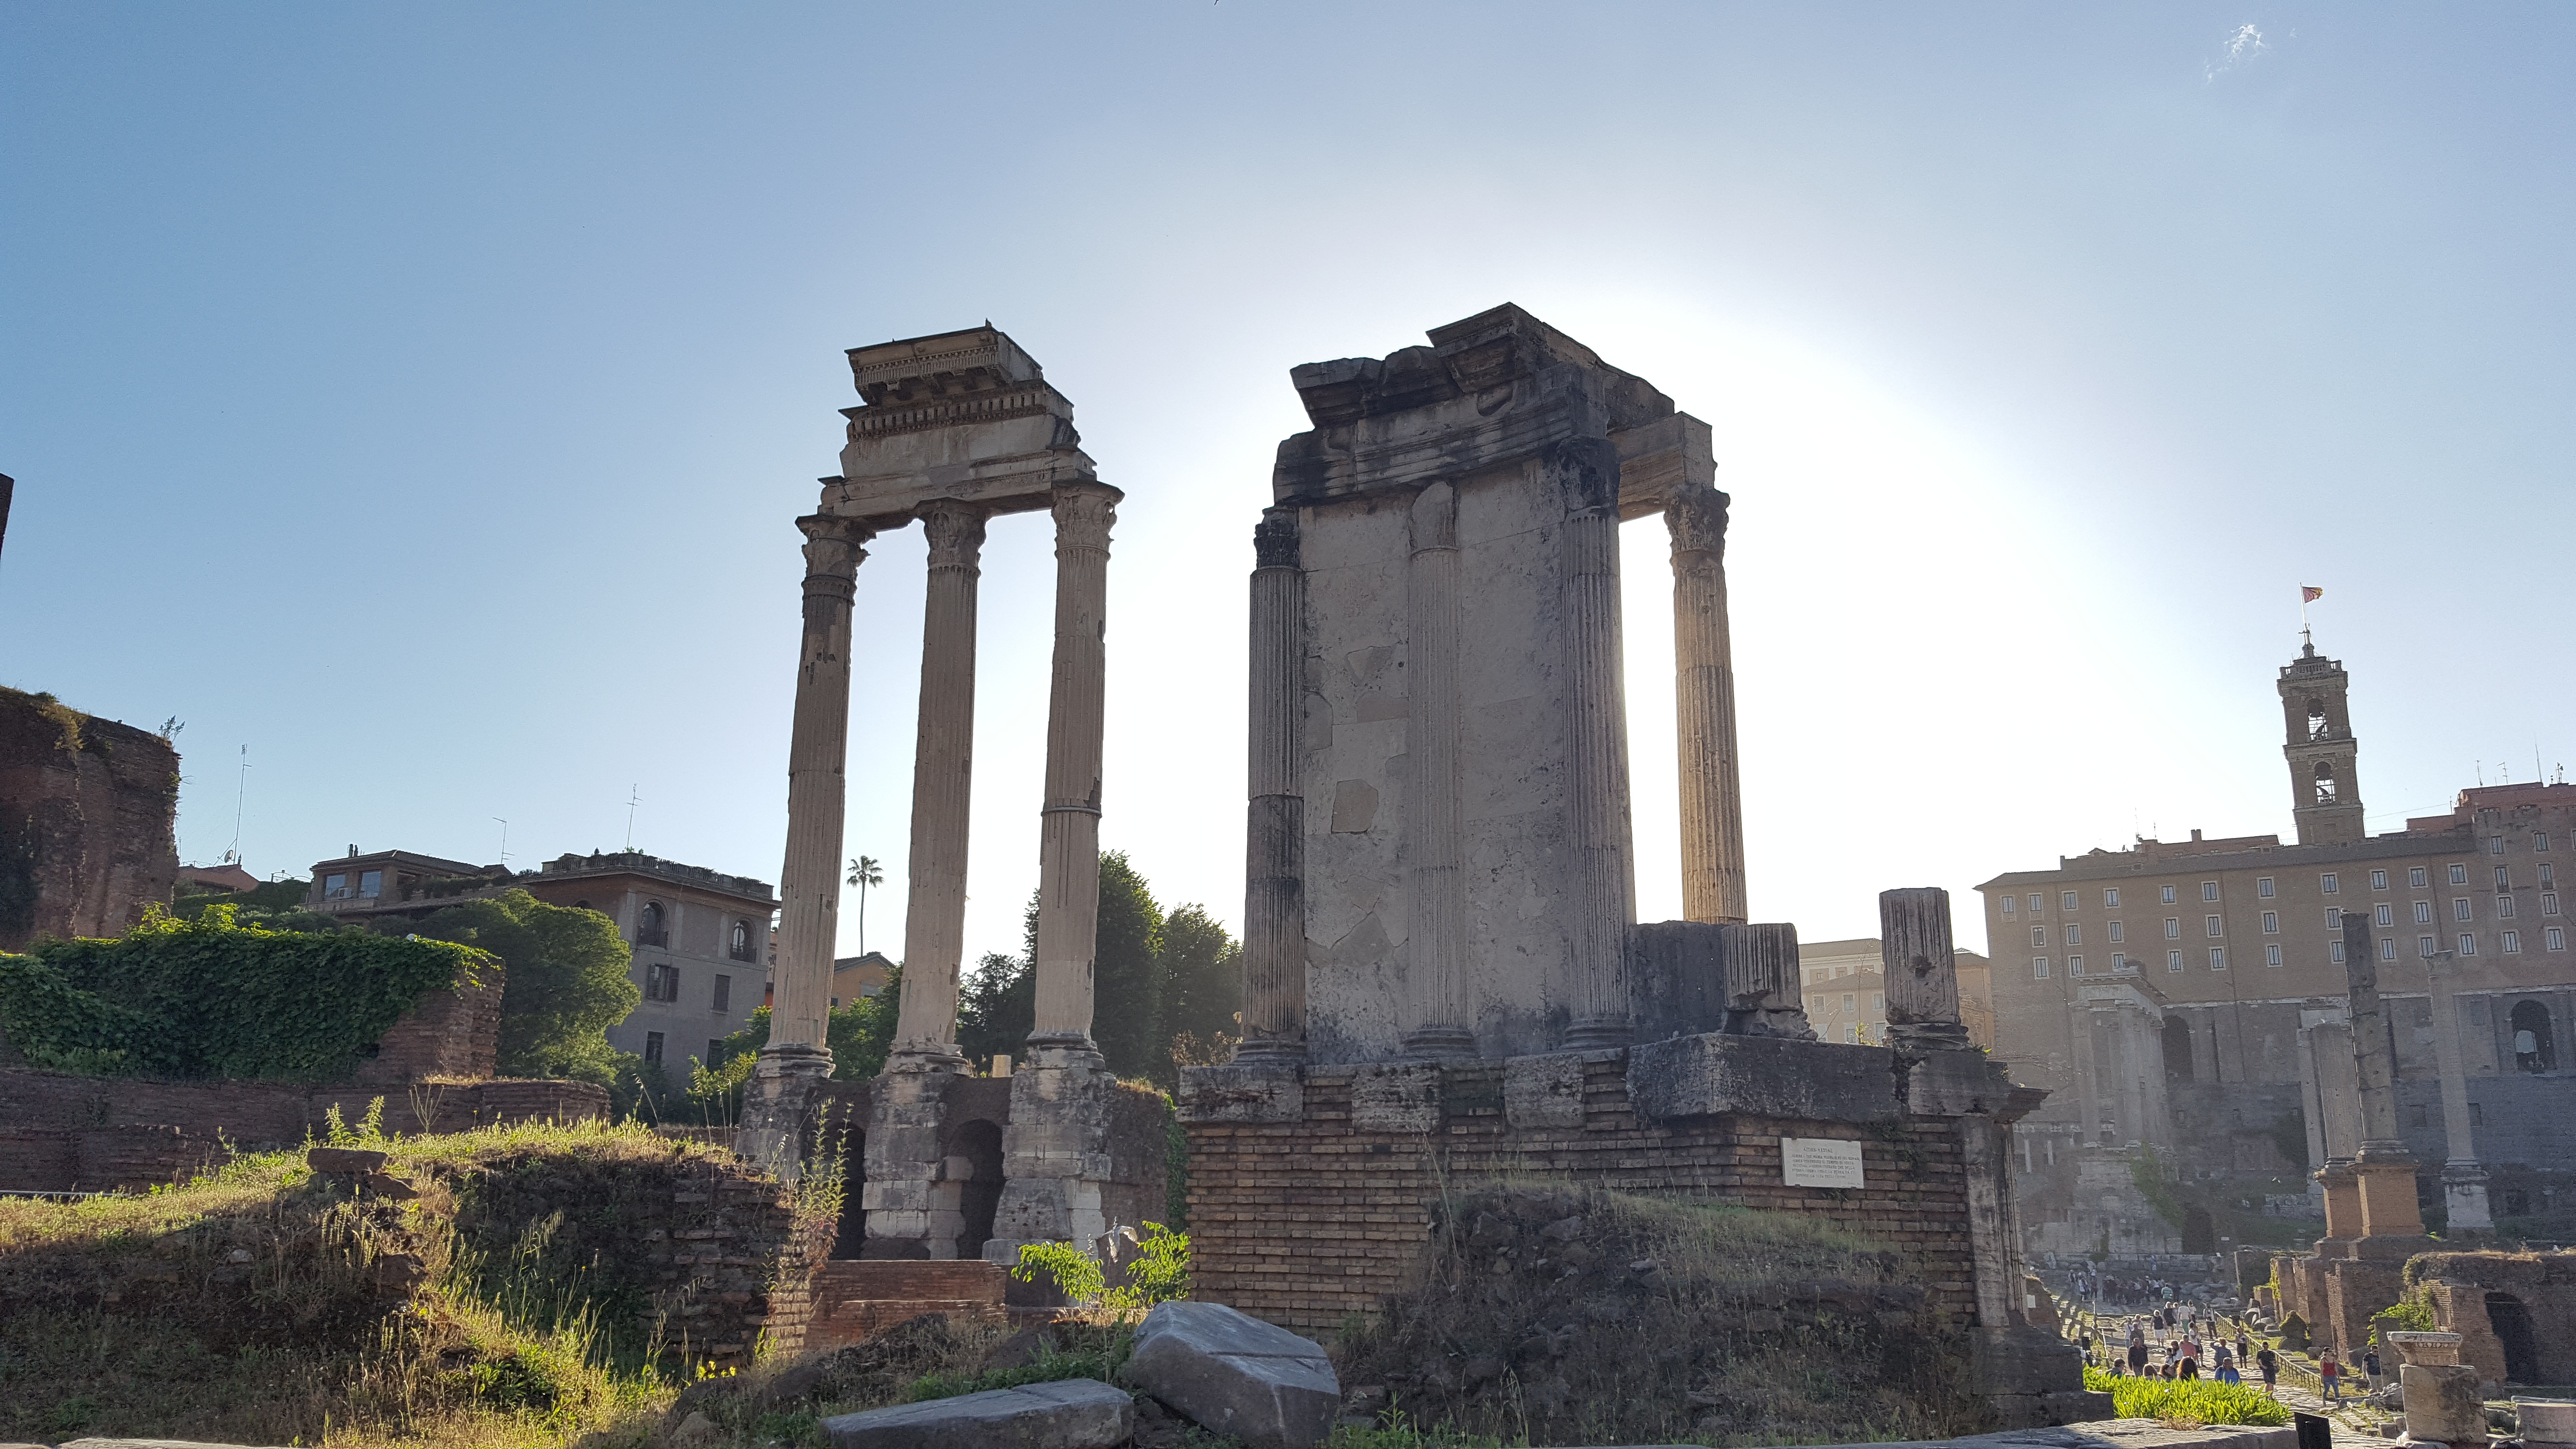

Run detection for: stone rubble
[[1125, 1300, 1340, 1449], [817, 1376, 1132, 1449]]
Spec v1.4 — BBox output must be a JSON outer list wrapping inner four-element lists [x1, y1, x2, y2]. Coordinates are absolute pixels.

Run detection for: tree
[[406, 888, 639, 1084], [697, 964, 905, 1120], [1092, 852, 1166, 1080], [957, 950, 1033, 1068], [1156, 902, 1242, 1085], [847, 855, 884, 954]]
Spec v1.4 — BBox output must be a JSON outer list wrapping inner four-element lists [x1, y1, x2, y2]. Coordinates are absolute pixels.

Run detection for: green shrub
[[1008, 1222, 1190, 1316], [2370, 1296, 2436, 1348], [0, 905, 483, 1079], [2085, 1366, 2290, 1426]]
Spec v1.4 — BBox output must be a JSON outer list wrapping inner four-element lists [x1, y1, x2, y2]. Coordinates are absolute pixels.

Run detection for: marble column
[[1665, 485, 1748, 926], [1238, 507, 1308, 1061], [2341, 914, 2427, 1241], [1555, 438, 1638, 1050], [1030, 482, 1119, 1048], [890, 499, 986, 1066], [1882, 887, 1972, 1051], [1402, 483, 1474, 1058], [741, 512, 872, 1178], [2420, 951, 2493, 1233]]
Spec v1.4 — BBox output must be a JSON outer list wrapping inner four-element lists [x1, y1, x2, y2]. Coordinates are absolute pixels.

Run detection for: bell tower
[[2278, 637, 2366, 845]]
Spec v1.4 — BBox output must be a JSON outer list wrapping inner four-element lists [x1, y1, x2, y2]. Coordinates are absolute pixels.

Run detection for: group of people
[[2072, 1271, 2197, 1311], [2087, 1318, 2261, 1386]]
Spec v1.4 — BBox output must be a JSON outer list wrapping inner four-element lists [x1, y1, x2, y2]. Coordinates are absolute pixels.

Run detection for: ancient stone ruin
[[743, 325, 1161, 1266], [1176, 305, 2088, 1423], [0, 686, 178, 954]]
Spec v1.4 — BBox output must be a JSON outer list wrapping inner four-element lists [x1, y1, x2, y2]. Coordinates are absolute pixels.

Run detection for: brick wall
[[0, 1067, 607, 1192], [805, 1260, 1008, 1346], [351, 967, 504, 1085], [1184, 1055, 1978, 1332], [0, 690, 179, 953]]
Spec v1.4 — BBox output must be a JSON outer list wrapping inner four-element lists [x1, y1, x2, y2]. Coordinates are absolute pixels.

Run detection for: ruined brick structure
[[2411, 1249, 2576, 1386], [0, 687, 178, 953]]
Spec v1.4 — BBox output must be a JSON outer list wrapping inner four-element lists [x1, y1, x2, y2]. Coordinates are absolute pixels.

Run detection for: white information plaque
[[1780, 1136, 1867, 1189]]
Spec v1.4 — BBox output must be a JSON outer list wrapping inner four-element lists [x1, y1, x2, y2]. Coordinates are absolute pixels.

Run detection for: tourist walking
[[2215, 1342, 2240, 1385], [2319, 1351, 2342, 1403], [2363, 1347, 2382, 1391], [2256, 1344, 2280, 1396]]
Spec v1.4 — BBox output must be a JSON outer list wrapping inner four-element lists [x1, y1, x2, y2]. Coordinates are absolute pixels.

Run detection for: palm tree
[[847, 855, 884, 954]]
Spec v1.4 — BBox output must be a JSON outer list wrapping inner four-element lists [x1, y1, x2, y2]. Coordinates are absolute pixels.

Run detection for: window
[[358, 869, 383, 899], [2542, 834, 2555, 852], [1841, 993, 1855, 1014], [2161, 885, 2177, 904], [2411, 867, 2429, 888], [2027, 893, 2043, 913], [324, 873, 349, 900], [2167, 950, 2184, 972], [2375, 903, 2393, 926], [2062, 890, 2079, 911], [2326, 907, 2342, 927], [2032, 925, 2047, 947], [708, 1039, 723, 1066], [2451, 863, 2469, 884], [2203, 881, 2221, 901], [2380, 938, 2395, 960], [2320, 873, 2339, 894], [2266, 944, 2283, 967], [2206, 914, 2223, 937], [644, 1031, 665, 1063], [2498, 865, 2514, 888], [729, 920, 757, 963], [2209, 947, 2227, 971], [2108, 920, 2124, 942], [2066, 923, 2083, 945], [2262, 912, 2279, 934], [2459, 934, 2478, 955], [638, 900, 668, 948], [2548, 927, 2566, 951], [2371, 869, 2388, 890], [1871, 992, 1883, 1013], [2502, 931, 2522, 954], [2257, 877, 2276, 898], [2068, 955, 2084, 976], [2000, 894, 2016, 915], [2545, 864, 2559, 887], [2110, 952, 2126, 972], [2165, 918, 2181, 939], [2415, 901, 2432, 924], [2104, 888, 2121, 907], [2455, 898, 2473, 921], [1844, 1024, 1859, 1044], [2033, 957, 2050, 980], [2502, 896, 2518, 919], [2419, 934, 2437, 956], [2331, 941, 2345, 963], [2491, 837, 2508, 855], [645, 963, 680, 1003], [713, 974, 732, 1013], [2546, 894, 2561, 916]]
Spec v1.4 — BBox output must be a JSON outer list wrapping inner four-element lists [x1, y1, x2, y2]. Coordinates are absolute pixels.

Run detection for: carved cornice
[[843, 385, 1063, 443], [1253, 506, 1301, 569], [1550, 436, 1621, 519], [1665, 485, 1730, 558], [919, 500, 988, 571], [1052, 482, 1118, 554]]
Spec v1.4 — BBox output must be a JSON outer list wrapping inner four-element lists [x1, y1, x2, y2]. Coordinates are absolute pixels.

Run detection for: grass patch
[[2085, 1366, 2290, 1426]]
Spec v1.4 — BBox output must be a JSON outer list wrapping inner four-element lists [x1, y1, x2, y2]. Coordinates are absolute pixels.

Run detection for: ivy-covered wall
[[0, 906, 488, 1080]]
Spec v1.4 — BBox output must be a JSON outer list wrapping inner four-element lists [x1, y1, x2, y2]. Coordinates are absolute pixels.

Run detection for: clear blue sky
[[5, 3, 2570, 965]]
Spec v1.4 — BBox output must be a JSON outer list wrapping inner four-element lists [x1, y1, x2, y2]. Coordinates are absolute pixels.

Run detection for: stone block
[[1906, 1050, 2013, 1119], [1627, 1031, 1900, 1126], [2519, 1398, 2576, 1448], [1127, 1300, 1339, 1449], [2402, 1363, 2486, 1446], [1349, 1063, 1441, 1133], [306, 1146, 388, 1174], [1177, 1063, 1304, 1124], [1503, 1053, 1586, 1128], [820, 1377, 1132, 1448], [1987, 1389, 2117, 1428], [1971, 1326, 2087, 1396]]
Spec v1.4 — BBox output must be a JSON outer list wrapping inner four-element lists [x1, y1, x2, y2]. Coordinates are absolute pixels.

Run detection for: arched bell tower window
[[2315, 761, 2340, 805], [2306, 697, 2329, 740], [638, 900, 667, 947]]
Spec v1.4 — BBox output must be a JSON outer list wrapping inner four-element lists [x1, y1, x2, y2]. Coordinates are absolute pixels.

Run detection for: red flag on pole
[[2301, 586, 2324, 603]]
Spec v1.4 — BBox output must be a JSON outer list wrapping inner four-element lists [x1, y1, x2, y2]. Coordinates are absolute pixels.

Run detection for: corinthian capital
[[919, 500, 988, 571], [797, 514, 877, 581], [1664, 485, 1731, 559], [1052, 482, 1119, 555], [1253, 506, 1302, 569]]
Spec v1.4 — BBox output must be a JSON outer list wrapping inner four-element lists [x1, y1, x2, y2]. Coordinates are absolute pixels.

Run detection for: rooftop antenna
[[226, 745, 249, 866], [625, 785, 643, 852], [493, 817, 510, 868]]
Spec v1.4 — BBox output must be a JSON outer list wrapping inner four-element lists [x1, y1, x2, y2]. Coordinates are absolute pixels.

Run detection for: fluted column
[[1238, 507, 1308, 1061], [890, 500, 986, 1064], [1882, 886, 1971, 1052], [2421, 950, 2493, 1232], [1030, 483, 1120, 1046], [773, 514, 875, 1051], [1666, 485, 1747, 925], [1402, 483, 1474, 1058], [1554, 438, 1638, 1050]]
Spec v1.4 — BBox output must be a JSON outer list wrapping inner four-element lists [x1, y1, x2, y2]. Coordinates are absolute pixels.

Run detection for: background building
[[1801, 938, 1992, 1047], [1982, 639, 2576, 1259]]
